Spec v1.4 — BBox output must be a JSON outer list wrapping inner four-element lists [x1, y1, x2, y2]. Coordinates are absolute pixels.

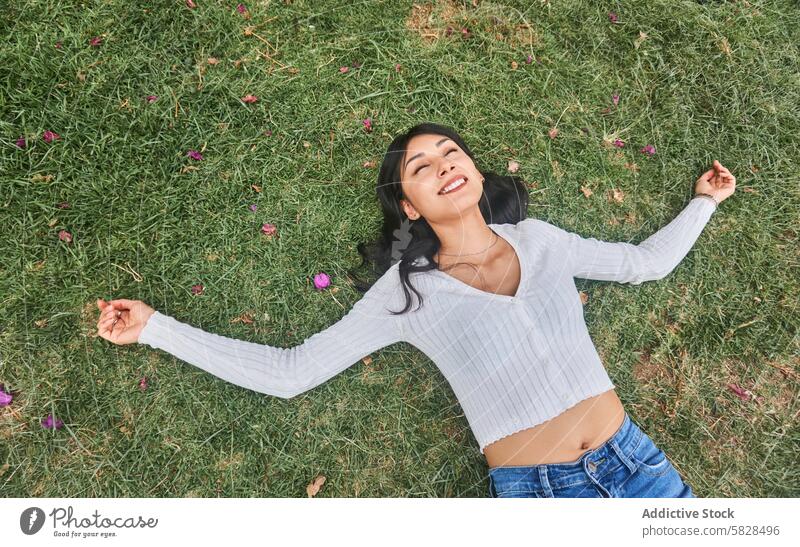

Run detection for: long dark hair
[[346, 122, 530, 315]]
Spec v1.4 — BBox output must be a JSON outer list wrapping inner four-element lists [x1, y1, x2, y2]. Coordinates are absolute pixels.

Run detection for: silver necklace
[[438, 231, 499, 256]]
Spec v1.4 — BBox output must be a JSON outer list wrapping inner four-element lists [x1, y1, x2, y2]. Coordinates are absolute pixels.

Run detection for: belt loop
[[609, 426, 639, 474], [538, 466, 553, 498]]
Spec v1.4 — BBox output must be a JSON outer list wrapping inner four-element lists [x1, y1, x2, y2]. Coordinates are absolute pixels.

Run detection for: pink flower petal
[[362, 118, 373, 133], [145, 95, 158, 103], [16, 136, 27, 148], [54, 41, 62, 49], [90, 36, 102, 47], [612, 94, 620, 106], [339, 66, 349, 73], [191, 284, 204, 295], [58, 230, 72, 243], [608, 12, 618, 23], [313, 272, 331, 290], [41, 413, 64, 430], [139, 376, 148, 391], [0, 385, 12, 407], [237, 3, 247, 14], [613, 139, 625, 148], [639, 144, 656, 156], [43, 130, 60, 143], [525, 55, 533, 64], [395, 64, 402, 72], [241, 94, 258, 104], [261, 223, 277, 235], [249, 204, 257, 212], [186, 0, 197, 8], [187, 150, 203, 161]]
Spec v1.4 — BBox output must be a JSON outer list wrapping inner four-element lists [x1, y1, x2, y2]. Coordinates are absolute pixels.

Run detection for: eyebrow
[[404, 137, 452, 171]]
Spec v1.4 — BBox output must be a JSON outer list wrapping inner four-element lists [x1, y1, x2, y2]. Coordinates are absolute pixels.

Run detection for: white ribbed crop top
[[137, 196, 717, 454]]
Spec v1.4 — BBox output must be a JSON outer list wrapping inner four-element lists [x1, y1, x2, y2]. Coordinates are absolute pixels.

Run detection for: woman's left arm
[[529, 161, 736, 284]]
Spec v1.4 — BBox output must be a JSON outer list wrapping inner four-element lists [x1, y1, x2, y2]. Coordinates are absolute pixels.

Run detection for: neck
[[431, 210, 496, 261]]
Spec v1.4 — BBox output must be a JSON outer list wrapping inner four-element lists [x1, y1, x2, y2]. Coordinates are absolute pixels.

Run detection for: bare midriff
[[483, 389, 626, 468]]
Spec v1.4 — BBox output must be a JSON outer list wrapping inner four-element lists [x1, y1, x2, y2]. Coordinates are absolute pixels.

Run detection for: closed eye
[[414, 148, 458, 175]]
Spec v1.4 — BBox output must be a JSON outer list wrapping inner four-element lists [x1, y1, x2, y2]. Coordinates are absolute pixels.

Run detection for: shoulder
[[512, 217, 570, 243]]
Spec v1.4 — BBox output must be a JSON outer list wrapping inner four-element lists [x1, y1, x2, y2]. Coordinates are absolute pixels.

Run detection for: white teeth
[[440, 177, 466, 194]]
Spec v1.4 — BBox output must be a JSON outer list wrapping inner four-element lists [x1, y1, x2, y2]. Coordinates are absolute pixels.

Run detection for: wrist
[[694, 192, 719, 208]]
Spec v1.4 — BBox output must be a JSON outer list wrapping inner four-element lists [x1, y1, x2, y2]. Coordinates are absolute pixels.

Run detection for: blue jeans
[[487, 413, 696, 498]]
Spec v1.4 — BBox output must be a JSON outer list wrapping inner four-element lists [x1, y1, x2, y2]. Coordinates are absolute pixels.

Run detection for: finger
[[109, 299, 137, 309]]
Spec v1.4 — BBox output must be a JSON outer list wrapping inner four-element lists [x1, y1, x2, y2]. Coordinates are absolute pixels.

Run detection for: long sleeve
[[527, 196, 717, 284], [137, 266, 406, 399]]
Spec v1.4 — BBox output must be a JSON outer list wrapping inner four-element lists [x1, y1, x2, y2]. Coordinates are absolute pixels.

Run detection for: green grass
[[1, 0, 798, 497]]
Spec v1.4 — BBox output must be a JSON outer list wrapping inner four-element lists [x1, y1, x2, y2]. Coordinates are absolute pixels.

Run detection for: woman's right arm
[[135, 268, 405, 400]]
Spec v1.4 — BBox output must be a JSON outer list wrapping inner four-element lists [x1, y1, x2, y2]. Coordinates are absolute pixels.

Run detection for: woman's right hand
[[95, 298, 155, 345]]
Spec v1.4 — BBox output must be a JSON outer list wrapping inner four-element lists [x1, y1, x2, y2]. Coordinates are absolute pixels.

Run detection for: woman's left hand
[[694, 160, 736, 205]]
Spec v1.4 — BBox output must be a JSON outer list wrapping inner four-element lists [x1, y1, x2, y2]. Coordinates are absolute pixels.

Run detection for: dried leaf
[[609, 188, 625, 203], [580, 185, 593, 198], [548, 127, 559, 139], [306, 475, 326, 497], [579, 291, 589, 305], [251, 184, 262, 193], [634, 30, 648, 49]]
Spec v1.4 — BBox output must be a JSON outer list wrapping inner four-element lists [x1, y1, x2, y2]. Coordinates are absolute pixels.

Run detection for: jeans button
[[587, 461, 597, 473]]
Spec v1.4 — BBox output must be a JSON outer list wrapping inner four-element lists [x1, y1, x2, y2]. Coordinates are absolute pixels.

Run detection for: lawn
[[0, 0, 798, 497]]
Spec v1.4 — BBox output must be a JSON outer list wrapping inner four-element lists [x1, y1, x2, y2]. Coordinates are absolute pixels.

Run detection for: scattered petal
[[613, 138, 625, 148], [580, 185, 593, 198], [525, 54, 533, 64], [445, 26, 454, 37], [145, 95, 158, 103], [187, 150, 203, 161], [139, 376, 148, 391], [251, 184, 262, 193], [58, 230, 72, 243], [507, 160, 520, 173], [186, 0, 196, 8], [0, 385, 12, 407], [54, 41, 62, 49], [306, 474, 326, 497], [89, 36, 102, 47], [313, 272, 331, 290], [351, 61, 362, 69], [612, 93, 620, 106], [41, 413, 64, 430], [16, 136, 27, 148], [263, 129, 272, 136], [362, 160, 376, 168], [236, 3, 247, 14], [207, 57, 220, 65], [363, 118, 373, 133], [579, 291, 589, 305], [548, 127, 559, 139], [241, 94, 258, 104], [639, 144, 656, 157], [608, 12, 618, 24], [461, 28, 471, 38], [261, 222, 277, 235], [249, 204, 257, 212], [339, 66, 349, 73], [191, 284, 204, 295], [395, 64, 402, 72], [42, 130, 61, 143], [510, 60, 518, 70], [57, 201, 70, 209], [726, 383, 751, 401]]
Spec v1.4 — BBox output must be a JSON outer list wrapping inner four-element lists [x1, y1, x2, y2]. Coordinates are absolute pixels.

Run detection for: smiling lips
[[439, 176, 468, 195]]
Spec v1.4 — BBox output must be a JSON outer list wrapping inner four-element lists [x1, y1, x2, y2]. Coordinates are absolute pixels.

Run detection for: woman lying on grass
[[96, 122, 736, 498]]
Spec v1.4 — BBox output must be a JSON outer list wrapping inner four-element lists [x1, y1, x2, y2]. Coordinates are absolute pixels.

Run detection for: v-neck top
[[138, 196, 717, 454]]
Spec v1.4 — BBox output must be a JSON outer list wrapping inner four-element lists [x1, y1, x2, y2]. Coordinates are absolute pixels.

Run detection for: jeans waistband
[[487, 412, 643, 492]]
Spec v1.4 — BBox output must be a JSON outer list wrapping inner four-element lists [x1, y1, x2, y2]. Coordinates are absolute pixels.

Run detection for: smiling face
[[398, 133, 484, 223]]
